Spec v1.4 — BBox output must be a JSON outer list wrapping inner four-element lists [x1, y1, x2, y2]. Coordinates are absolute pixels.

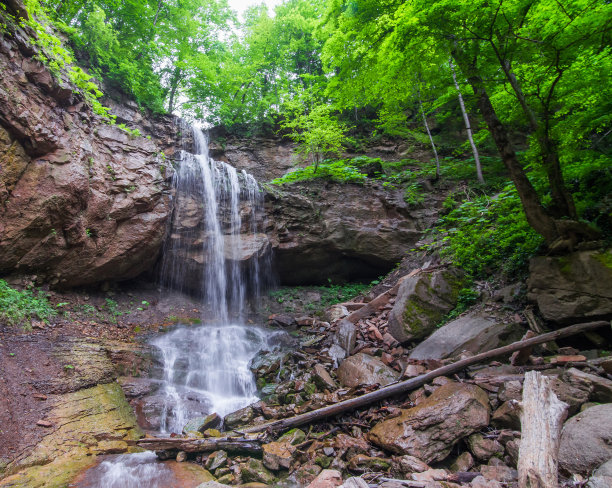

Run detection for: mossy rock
[[388, 268, 464, 343]]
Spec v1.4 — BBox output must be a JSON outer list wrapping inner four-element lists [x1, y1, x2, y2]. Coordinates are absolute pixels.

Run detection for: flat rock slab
[[409, 312, 523, 360], [336, 353, 399, 388], [368, 382, 490, 464], [387, 268, 464, 343]]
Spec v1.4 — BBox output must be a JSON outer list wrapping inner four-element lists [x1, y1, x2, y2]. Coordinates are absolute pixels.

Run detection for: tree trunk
[[518, 371, 568, 488], [167, 67, 182, 114], [499, 59, 576, 218], [418, 97, 440, 179], [450, 58, 484, 184], [451, 50, 559, 244], [135, 436, 262, 454]]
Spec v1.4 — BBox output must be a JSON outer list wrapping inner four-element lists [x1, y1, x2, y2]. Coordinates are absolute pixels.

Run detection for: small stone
[[205, 450, 228, 471], [313, 364, 337, 390], [396, 455, 430, 474], [341, 477, 369, 488], [176, 451, 187, 462], [498, 380, 522, 402], [467, 433, 504, 461], [347, 454, 391, 473], [550, 355, 587, 364], [411, 469, 449, 481], [450, 452, 474, 472], [203, 428, 222, 437], [491, 401, 521, 430], [480, 464, 518, 483], [470, 475, 502, 488], [306, 469, 343, 488], [36, 420, 53, 428], [403, 364, 426, 378]]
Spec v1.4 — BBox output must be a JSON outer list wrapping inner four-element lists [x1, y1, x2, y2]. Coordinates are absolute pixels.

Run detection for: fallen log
[[518, 371, 568, 488], [242, 320, 609, 434], [135, 436, 262, 454]]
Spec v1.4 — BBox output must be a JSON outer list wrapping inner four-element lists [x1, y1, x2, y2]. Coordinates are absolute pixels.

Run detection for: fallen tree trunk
[[135, 436, 262, 454], [242, 320, 608, 434], [518, 371, 568, 488]]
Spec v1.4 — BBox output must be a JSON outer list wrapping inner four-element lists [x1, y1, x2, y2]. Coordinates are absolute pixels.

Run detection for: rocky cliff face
[[264, 180, 442, 285], [0, 21, 177, 288]]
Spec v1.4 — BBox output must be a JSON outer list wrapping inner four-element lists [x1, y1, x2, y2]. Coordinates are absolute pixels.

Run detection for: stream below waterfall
[[76, 125, 282, 487]]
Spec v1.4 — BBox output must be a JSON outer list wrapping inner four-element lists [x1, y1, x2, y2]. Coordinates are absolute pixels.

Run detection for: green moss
[[557, 256, 573, 276], [592, 250, 612, 271]]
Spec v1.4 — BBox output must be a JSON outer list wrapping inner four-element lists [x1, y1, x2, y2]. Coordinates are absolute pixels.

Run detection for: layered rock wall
[[0, 19, 177, 288]]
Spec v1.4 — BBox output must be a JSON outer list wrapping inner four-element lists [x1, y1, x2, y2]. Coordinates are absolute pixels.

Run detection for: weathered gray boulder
[[409, 312, 524, 360], [559, 404, 612, 474], [528, 249, 612, 323], [388, 268, 464, 343], [336, 353, 399, 388], [368, 382, 490, 463], [587, 459, 612, 488]]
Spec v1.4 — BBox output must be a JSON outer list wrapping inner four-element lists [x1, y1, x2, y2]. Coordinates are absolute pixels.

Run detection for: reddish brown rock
[[368, 383, 490, 463], [336, 353, 399, 388], [0, 31, 175, 287]]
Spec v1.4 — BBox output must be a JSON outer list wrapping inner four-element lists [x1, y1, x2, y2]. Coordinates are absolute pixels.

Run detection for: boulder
[[224, 405, 255, 429], [559, 403, 612, 475], [263, 441, 295, 471], [562, 367, 612, 403], [336, 353, 399, 388], [238, 458, 275, 484], [368, 382, 490, 463], [388, 268, 464, 343], [182, 413, 222, 435], [527, 249, 612, 323], [587, 459, 612, 488], [409, 312, 524, 360]]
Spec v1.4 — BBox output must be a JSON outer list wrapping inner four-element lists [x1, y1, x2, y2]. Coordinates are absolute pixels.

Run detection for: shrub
[[0, 280, 56, 326], [430, 185, 543, 278]]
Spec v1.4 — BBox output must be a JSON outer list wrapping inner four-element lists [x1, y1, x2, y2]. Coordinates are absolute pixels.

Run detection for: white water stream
[[80, 125, 279, 486]]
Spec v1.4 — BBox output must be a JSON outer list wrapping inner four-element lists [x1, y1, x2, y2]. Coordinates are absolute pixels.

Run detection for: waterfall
[[152, 124, 278, 433], [78, 126, 284, 486], [159, 125, 268, 322]]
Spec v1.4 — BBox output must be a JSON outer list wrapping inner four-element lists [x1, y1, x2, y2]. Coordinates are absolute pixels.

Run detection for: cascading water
[[152, 125, 278, 433], [80, 125, 282, 486]]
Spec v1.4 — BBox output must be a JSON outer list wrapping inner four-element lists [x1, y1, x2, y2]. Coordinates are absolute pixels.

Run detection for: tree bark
[[418, 96, 440, 179], [135, 436, 262, 454], [450, 58, 484, 184], [518, 371, 568, 488], [239, 321, 608, 434], [451, 49, 560, 244], [167, 67, 183, 114]]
